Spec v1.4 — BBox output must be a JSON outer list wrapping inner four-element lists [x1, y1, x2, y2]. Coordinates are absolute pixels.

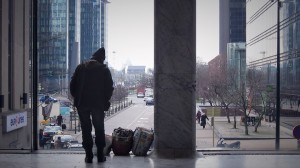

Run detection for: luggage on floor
[[132, 127, 154, 156], [93, 134, 112, 156], [112, 127, 134, 156]]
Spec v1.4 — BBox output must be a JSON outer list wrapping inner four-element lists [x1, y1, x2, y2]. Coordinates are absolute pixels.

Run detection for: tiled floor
[[0, 151, 299, 168]]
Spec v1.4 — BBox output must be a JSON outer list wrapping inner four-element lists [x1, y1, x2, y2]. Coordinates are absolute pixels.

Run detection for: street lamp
[[272, 0, 294, 151], [271, 0, 282, 150]]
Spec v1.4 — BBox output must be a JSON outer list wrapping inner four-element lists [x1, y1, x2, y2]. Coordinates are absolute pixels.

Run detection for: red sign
[[293, 125, 300, 140]]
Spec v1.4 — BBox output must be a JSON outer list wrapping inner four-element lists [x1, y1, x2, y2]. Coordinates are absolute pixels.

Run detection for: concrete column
[[154, 0, 196, 157]]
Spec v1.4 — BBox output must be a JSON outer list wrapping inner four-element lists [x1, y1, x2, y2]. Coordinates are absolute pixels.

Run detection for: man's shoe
[[85, 156, 93, 163], [98, 156, 106, 163], [97, 148, 106, 163], [85, 152, 93, 163]]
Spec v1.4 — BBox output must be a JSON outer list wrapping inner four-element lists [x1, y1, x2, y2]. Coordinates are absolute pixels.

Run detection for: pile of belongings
[[132, 127, 154, 156], [112, 127, 134, 155], [111, 127, 154, 156]]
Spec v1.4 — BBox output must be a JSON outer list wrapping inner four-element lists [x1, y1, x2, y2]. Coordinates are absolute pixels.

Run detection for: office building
[[37, 0, 109, 93], [37, 0, 69, 94], [80, 0, 108, 61], [227, 42, 246, 90], [246, 0, 300, 142], [219, 0, 246, 57]]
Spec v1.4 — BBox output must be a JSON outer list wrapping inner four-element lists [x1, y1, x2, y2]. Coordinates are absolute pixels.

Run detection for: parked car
[[146, 97, 154, 105], [39, 95, 58, 103], [66, 140, 83, 149], [42, 125, 63, 143], [52, 134, 75, 149]]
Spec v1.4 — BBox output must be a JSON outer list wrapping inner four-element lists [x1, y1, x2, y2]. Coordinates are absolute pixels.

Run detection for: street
[[38, 95, 300, 151], [104, 95, 154, 135]]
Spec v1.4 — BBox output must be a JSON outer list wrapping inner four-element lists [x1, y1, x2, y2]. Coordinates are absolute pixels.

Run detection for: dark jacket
[[70, 60, 114, 110], [200, 114, 209, 124]]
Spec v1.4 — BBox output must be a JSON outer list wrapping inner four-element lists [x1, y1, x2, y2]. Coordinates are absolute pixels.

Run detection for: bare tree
[[226, 67, 250, 135], [247, 68, 276, 132], [210, 71, 234, 124], [111, 85, 128, 102], [195, 62, 209, 103]]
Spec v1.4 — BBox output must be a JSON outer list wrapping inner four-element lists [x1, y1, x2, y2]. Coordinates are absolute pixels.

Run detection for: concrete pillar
[[154, 0, 196, 157]]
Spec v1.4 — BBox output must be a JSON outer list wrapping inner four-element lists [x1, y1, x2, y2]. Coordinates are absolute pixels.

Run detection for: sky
[[107, 0, 219, 70]]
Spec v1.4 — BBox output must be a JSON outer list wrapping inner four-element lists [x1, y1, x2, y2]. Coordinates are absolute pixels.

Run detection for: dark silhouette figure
[[196, 111, 201, 124], [56, 114, 63, 126], [70, 47, 114, 163], [200, 113, 209, 129], [39, 129, 44, 148]]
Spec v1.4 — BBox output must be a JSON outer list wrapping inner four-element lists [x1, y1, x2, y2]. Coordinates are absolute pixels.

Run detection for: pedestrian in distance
[[200, 112, 209, 129], [196, 111, 201, 124], [39, 129, 44, 148], [56, 114, 63, 126], [70, 47, 114, 163], [54, 136, 63, 149]]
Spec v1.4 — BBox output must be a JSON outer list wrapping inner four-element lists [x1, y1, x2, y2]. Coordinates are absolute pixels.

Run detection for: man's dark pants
[[77, 107, 106, 153]]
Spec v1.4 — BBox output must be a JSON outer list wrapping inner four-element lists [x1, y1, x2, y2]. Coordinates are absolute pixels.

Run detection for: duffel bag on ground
[[132, 127, 154, 156], [112, 127, 134, 156]]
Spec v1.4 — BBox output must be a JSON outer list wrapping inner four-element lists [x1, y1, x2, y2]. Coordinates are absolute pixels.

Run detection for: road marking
[[127, 108, 147, 128]]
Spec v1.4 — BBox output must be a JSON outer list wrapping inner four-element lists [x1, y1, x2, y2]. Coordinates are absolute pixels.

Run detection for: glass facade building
[[80, 0, 107, 61], [227, 42, 246, 90], [219, 0, 246, 57], [247, 0, 300, 149], [37, 0, 69, 93], [37, 0, 108, 93]]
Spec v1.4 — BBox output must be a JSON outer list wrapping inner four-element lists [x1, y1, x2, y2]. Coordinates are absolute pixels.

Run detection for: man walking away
[[200, 113, 209, 129], [70, 47, 114, 163]]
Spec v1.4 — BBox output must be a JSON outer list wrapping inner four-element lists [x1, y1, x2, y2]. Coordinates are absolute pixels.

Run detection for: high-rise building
[[80, 0, 108, 61], [37, 0, 69, 93], [246, 0, 300, 117], [68, 0, 81, 78], [227, 42, 246, 90], [37, 0, 109, 93], [219, 0, 246, 57]]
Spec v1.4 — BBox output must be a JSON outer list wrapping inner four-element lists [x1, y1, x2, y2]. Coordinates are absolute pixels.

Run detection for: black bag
[[200, 122, 204, 126]]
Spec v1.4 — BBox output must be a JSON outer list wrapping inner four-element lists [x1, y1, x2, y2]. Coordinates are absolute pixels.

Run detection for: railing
[[67, 98, 133, 133], [105, 98, 133, 118]]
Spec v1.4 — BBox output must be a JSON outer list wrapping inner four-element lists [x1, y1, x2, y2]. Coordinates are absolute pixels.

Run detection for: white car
[[144, 96, 153, 101], [137, 92, 145, 98]]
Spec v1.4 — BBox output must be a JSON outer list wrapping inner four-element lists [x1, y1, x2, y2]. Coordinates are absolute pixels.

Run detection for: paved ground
[[196, 116, 300, 151], [40, 99, 300, 151]]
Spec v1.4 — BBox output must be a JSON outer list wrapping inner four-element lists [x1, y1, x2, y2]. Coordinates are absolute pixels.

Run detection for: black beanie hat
[[91, 47, 105, 62]]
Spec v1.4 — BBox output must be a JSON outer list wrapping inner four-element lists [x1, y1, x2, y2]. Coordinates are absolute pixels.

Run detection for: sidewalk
[[212, 117, 293, 140], [196, 116, 300, 151]]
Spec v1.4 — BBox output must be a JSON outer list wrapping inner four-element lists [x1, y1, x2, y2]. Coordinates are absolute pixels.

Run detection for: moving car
[[137, 92, 145, 98], [39, 95, 58, 103], [144, 95, 153, 101], [145, 97, 154, 105]]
